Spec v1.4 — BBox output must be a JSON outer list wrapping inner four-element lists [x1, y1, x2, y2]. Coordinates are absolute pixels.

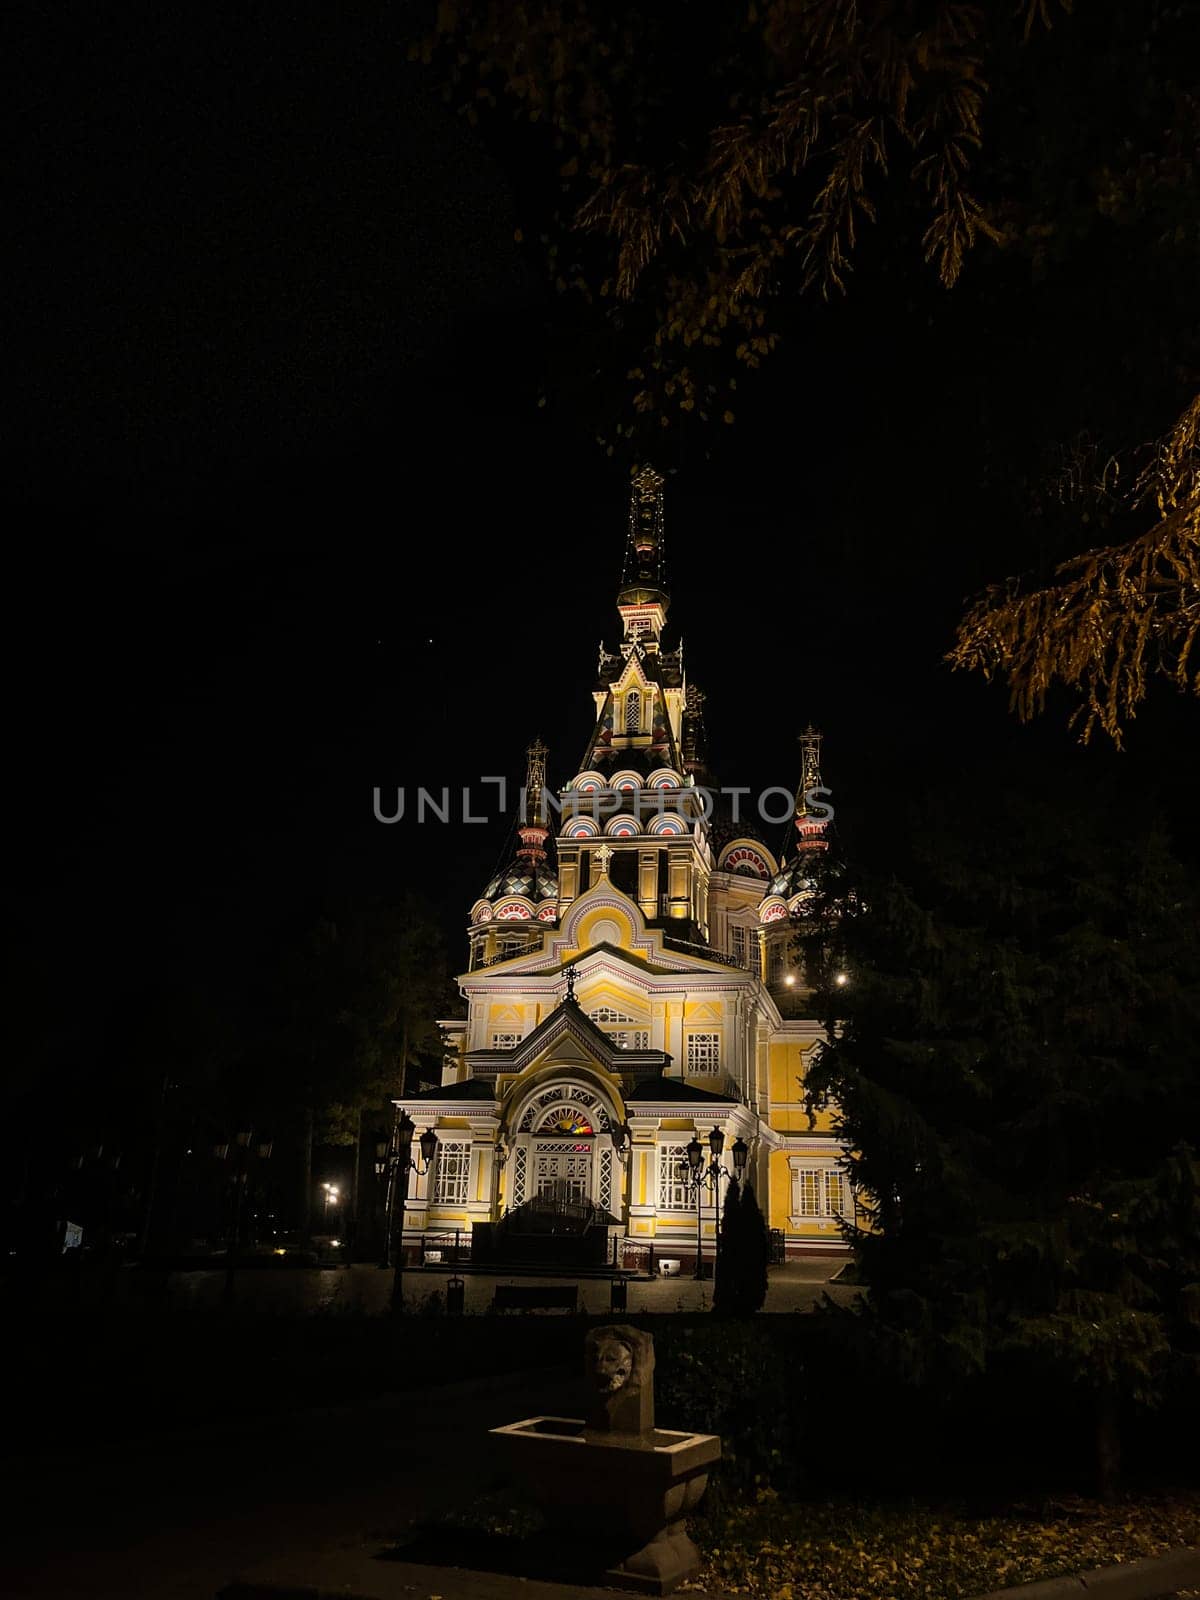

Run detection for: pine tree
[[738, 1182, 770, 1315], [712, 1176, 741, 1317], [713, 1178, 771, 1317], [801, 764, 1200, 1493]]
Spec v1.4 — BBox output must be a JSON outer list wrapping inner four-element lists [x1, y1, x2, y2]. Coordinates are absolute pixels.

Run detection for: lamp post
[[680, 1127, 749, 1279], [382, 1111, 438, 1312]]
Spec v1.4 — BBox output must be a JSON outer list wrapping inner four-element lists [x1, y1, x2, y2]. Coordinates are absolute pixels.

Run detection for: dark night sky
[[10, 3, 1198, 1074]]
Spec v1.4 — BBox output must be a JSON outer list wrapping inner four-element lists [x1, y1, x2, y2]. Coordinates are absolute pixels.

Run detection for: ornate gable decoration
[[516, 1084, 614, 1134]]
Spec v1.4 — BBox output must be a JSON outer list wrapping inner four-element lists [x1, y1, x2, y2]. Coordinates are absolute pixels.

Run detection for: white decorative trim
[[717, 840, 776, 879], [493, 897, 535, 921], [604, 815, 641, 838], [507, 1072, 621, 1141], [562, 816, 601, 839]]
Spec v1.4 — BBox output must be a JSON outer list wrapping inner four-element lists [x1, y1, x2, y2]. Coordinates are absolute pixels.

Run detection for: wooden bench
[[492, 1283, 579, 1314]]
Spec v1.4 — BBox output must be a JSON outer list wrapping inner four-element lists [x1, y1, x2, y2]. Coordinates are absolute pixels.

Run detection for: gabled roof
[[403, 1078, 497, 1102]]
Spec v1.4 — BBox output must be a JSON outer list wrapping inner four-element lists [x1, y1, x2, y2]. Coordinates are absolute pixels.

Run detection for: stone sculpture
[[491, 1324, 720, 1594], [584, 1323, 654, 1436]]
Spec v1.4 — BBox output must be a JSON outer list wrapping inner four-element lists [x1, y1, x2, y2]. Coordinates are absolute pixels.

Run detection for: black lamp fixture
[[678, 1125, 751, 1280], [386, 1113, 439, 1311], [613, 1122, 633, 1165], [393, 1113, 438, 1173], [419, 1126, 439, 1169]]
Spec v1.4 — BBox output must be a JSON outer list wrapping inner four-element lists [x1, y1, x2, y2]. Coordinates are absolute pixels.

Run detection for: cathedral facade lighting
[[394, 467, 852, 1269]]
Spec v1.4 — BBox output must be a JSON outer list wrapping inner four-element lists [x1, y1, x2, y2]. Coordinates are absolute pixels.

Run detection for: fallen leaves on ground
[[692, 1489, 1200, 1598]]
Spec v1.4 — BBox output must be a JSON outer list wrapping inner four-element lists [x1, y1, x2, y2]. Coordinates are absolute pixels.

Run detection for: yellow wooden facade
[[396, 467, 849, 1261]]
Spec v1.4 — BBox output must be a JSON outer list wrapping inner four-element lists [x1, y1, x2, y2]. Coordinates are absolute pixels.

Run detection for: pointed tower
[[557, 465, 712, 939], [792, 726, 830, 855], [617, 463, 670, 645], [766, 727, 832, 913], [758, 726, 835, 992], [468, 740, 559, 969]]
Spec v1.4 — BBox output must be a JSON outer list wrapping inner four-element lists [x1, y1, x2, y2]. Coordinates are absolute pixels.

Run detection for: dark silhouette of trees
[[801, 767, 1200, 1495], [714, 1177, 771, 1317]]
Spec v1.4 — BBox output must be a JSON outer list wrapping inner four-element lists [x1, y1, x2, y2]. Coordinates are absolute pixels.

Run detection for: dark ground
[[6, 1365, 588, 1600]]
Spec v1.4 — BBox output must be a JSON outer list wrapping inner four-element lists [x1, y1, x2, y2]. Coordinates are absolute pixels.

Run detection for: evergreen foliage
[[713, 1176, 771, 1316], [712, 1175, 741, 1317], [800, 768, 1200, 1491]]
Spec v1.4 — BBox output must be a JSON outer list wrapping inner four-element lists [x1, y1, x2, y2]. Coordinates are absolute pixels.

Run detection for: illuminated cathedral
[[396, 466, 849, 1266]]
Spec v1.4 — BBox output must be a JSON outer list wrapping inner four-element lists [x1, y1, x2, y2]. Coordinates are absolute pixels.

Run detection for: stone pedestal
[[489, 1415, 720, 1594]]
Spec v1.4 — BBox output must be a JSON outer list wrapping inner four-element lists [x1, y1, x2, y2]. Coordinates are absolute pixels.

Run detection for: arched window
[[625, 690, 641, 733]]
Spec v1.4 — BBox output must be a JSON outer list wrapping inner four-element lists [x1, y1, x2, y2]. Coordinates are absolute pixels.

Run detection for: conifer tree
[[713, 1178, 771, 1317], [738, 1182, 770, 1316], [712, 1175, 742, 1317], [801, 767, 1200, 1494]]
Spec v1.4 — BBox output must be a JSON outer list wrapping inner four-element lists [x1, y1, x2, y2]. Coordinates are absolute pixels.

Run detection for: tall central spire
[[617, 464, 669, 645]]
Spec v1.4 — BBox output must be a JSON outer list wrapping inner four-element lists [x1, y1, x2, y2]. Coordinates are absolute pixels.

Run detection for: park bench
[[492, 1283, 578, 1314]]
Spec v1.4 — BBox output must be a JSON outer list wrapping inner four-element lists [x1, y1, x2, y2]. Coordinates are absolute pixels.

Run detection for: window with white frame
[[588, 1006, 648, 1050], [792, 1164, 849, 1219], [686, 1032, 721, 1074], [730, 925, 758, 971], [658, 1144, 693, 1211], [491, 1031, 521, 1049], [433, 1141, 471, 1206], [794, 1168, 823, 1217], [625, 689, 642, 733], [590, 1006, 635, 1024]]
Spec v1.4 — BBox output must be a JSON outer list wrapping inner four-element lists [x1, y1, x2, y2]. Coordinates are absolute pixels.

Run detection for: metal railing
[[660, 934, 744, 968]]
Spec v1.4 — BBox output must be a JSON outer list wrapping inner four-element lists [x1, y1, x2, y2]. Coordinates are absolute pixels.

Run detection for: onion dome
[[484, 856, 559, 902]]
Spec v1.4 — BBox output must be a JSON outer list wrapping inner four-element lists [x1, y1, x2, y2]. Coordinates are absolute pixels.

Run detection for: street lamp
[[382, 1111, 438, 1312], [678, 1127, 751, 1280]]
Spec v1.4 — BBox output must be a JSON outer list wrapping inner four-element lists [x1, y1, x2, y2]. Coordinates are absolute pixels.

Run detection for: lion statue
[[583, 1324, 655, 1436]]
